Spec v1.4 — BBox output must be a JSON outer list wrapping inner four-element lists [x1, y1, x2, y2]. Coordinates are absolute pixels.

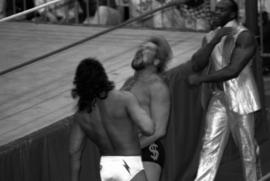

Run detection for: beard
[[131, 51, 146, 71], [131, 57, 146, 71]]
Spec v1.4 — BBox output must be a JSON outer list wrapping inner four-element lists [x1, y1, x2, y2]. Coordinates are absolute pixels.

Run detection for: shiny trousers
[[195, 92, 259, 181]]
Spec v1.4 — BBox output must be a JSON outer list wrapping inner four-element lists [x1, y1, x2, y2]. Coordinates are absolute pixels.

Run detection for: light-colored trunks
[[100, 156, 144, 181]]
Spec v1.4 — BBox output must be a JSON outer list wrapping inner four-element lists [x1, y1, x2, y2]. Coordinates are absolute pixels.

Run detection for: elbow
[[155, 128, 166, 139], [227, 67, 240, 79], [144, 125, 155, 136], [159, 129, 166, 138], [220, 66, 241, 80], [231, 72, 239, 78], [147, 127, 155, 136], [147, 119, 156, 136]]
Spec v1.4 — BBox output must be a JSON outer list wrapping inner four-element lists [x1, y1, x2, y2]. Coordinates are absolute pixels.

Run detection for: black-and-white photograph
[[0, 0, 270, 181]]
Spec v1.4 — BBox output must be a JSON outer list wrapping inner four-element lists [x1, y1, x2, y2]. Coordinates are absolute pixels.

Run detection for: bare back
[[74, 90, 153, 156], [97, 90, 142, 155]]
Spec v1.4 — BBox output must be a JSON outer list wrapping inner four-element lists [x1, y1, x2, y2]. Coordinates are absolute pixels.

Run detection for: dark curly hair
[[71, 58, 114, 113]]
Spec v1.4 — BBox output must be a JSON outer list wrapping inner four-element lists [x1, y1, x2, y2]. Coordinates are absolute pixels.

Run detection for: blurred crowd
[[0, 0, 269, 34], [0, 0, 216, 31], [0, 0, 270, 73]]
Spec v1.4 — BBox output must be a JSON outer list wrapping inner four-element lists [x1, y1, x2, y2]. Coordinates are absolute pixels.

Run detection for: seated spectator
[[179, 0, 212, 31], [83, 0, 121, 25], [152, 0, 185, 28], [34, 0, 79, 23], [77, 0, 96, 23], [129, 0, 185, 28]]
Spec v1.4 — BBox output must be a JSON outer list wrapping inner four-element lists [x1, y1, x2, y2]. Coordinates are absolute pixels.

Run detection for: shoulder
[[236, 30, 256, 47], [117, 90, 137, 103], [149, 77, 169, 95], [121, 91, 140, 109]]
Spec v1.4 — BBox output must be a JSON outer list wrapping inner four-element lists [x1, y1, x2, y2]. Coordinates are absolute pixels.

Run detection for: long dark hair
[[71, 58, 114, 113]]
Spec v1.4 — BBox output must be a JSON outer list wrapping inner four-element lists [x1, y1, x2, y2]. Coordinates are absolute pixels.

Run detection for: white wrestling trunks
[[100, 156, 144, 181]]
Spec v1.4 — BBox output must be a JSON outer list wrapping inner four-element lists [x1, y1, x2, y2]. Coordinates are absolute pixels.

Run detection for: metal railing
[[0, 0, 64, 22]]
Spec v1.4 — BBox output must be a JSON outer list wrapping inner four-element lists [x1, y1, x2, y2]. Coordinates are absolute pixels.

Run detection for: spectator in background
[[77, 0, 96, 22], [128, 0, 213, 30], [151, 0, 185, 28], [83, 0, 121, 25], [180, 0, 212, 31], [129, 0, 185, 28], [0, 0, 6, 18], [34, 0, 79, 23]]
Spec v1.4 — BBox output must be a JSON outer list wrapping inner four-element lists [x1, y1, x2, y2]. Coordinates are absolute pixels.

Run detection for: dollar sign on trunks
[[149, 143, 159, 160]]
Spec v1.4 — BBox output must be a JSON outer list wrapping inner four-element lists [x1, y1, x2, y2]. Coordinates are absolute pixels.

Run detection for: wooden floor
[[0, 22, 204, 147]]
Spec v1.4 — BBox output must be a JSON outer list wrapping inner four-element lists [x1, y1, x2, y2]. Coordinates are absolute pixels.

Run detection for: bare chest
[[130, 82, 151, 109]]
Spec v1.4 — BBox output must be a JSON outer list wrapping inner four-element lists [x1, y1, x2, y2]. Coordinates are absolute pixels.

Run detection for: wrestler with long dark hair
[[70, 58, 154, 181]]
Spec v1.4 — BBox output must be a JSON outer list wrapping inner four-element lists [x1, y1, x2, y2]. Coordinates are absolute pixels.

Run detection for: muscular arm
[[126, 92, 155, 136], [69, 114, 86, 181], [191, 37, 217, 72], [139, 82, 170, 148], [191, 27, 235, 72], [199, 31, 257, 83]]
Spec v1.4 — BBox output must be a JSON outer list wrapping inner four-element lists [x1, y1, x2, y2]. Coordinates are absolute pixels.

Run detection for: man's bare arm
[[125, 92, 155, 136], [191, 27, 235, 72], [191, 37, 214, 72], [69, 114, 86, 181], [139, 82, 170, 148], [196, 31, 257, 83]]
